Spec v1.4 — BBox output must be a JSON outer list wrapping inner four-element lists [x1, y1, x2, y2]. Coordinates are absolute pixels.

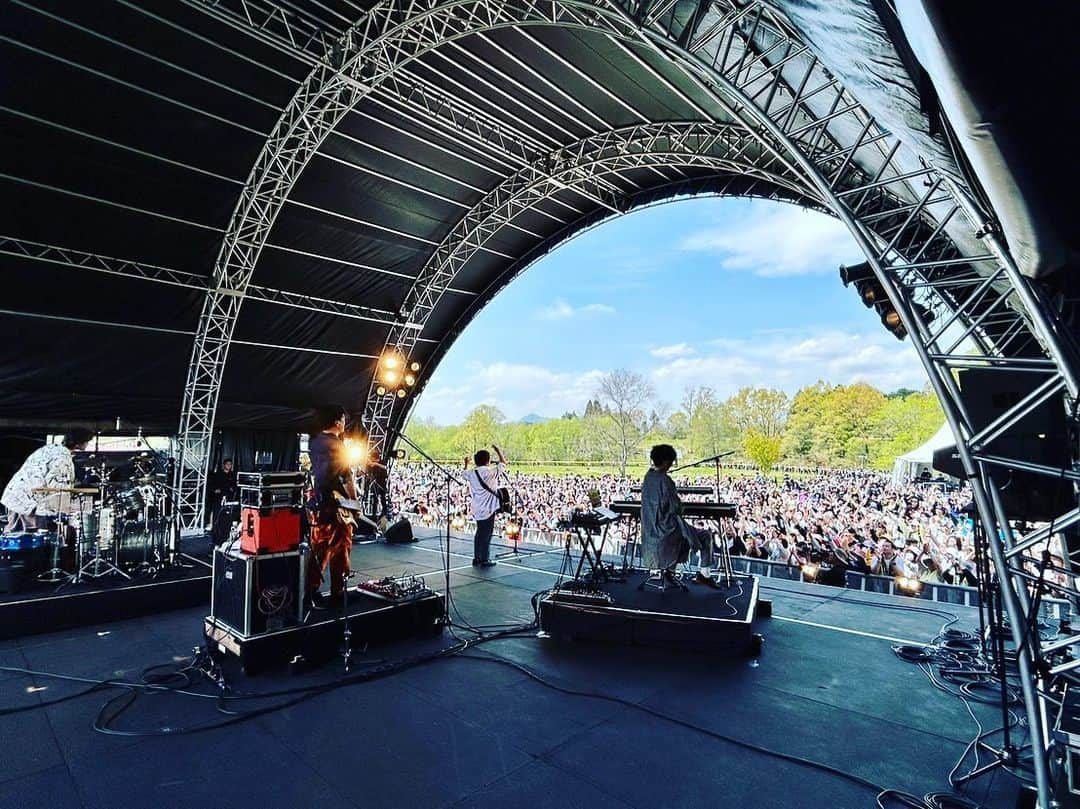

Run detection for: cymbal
[[32, 486, 99, 495]]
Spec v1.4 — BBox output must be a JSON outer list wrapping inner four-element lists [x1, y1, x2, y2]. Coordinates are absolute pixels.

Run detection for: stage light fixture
[[896, 575, 923, 595], [381, 353, 401, 370], [390, 448, 407, 460], [505, 517, 522, 542], [801, 562, 820, 582], [382, 369, 400, 386], [404, 373, 416, 386], [375, 385, 387, 396], [410, 361, 420, 372], [345, 438, 367, 466], [396, 388, 407, 398]]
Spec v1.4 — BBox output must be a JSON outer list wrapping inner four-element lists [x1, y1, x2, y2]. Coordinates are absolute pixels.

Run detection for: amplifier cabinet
[[211, 547, 306, 637], [240, 507, 301, 554]]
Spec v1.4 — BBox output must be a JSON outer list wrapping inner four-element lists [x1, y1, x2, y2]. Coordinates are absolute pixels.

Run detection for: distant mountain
[[519, 413, 550, 424]]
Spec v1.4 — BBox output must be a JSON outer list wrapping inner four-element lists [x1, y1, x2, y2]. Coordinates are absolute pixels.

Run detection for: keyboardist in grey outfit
[[640, 444, 720, 588]]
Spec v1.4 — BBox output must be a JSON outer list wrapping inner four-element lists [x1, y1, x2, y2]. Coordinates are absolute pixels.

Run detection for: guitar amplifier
[[240, 507, 301, 554], [239, 486, 304, 510], [237, 471, 306, 487], [211, 546, 306, 637]]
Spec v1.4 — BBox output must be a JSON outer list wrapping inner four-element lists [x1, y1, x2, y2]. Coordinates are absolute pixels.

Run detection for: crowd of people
[[387, 462, 992, 587]]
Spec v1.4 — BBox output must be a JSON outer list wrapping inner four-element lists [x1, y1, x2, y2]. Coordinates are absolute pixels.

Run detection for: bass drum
[[116, 518, 166, 568]]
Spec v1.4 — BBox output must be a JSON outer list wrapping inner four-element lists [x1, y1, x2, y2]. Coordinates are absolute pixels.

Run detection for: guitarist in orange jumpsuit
[[306, 405, 358, 610]]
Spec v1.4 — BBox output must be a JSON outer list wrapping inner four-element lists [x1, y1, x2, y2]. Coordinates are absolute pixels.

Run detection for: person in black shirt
[[306, 405, 358, 609]]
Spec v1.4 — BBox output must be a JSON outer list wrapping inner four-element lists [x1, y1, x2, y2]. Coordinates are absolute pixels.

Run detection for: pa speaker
[[384, 518, 415, 544], [931, 368, 1074, 521]]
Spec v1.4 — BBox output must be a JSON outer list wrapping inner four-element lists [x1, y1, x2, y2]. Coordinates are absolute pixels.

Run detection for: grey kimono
[[639, 468, 713, 570]]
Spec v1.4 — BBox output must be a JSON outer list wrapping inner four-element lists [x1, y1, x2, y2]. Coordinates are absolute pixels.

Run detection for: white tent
[[891, 422, 957, 485]]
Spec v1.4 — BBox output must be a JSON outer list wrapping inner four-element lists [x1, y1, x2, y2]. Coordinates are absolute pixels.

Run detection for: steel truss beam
[[364, 120, 812, 447], [0, 235, 417, 329], [174, 6, 1079, 803], [176, 0, 654, 531]]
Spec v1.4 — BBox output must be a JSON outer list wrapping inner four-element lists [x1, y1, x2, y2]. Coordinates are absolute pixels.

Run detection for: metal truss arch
[[363, 119, 822, 446], [175, 5, 1080, 800], [175, 0, 671, 531]]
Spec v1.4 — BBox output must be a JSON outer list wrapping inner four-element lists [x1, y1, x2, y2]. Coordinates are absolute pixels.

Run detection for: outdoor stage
[[0, 527, 1025, 809]]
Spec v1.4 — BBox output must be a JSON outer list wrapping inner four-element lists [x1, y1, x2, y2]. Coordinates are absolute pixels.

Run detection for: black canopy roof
[[1, 0, 1075, 432]]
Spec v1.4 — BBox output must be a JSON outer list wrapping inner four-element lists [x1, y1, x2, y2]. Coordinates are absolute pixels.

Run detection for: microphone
[[136, 426, 144, 447]]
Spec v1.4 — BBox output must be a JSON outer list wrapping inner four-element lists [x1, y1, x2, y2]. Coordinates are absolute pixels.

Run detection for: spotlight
[[390, 448, 407, 460], [383, 369, 400, 386], [404, 373, 416, 386], [382, 353, 401, 370], [409, 361, 420, 372], [801, 562, 820, 582], [505, 517, 522, 542], [375, 385, 387, 396], [345, 438, 367, 466], [396, 388, 406, 398], [896, 575, 923, 596]]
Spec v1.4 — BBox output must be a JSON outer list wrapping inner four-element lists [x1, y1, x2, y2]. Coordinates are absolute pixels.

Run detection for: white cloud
[[650, 342, 695, 358], [651, 328, 927, 397], [538, 299, 615, 319], [413, 363, 606, 423], [680, 202, 858, 277]]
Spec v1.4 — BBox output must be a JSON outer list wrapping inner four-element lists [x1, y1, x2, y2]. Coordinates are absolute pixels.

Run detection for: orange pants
[[307, 521, 353, 596]]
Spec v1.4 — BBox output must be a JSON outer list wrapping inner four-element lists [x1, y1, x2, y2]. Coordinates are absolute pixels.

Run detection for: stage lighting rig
[[377, 351, 422, 397], [839, 262, 934, 341]]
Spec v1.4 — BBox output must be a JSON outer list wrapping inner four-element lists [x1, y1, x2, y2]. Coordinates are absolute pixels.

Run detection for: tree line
[[404, 370, 943, 475]]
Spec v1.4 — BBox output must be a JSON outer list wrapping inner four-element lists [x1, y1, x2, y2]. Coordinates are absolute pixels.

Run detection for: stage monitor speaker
[[384, 518, 415, 544], [932, 368, 1074, 522], [211, 547, 304, 636]]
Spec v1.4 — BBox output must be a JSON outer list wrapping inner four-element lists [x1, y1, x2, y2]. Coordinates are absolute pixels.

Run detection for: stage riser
[[0, 576, 211, 640], [205, 593, 445, 674], [539, 601, 759, 655], [538, 572, 764, 657]]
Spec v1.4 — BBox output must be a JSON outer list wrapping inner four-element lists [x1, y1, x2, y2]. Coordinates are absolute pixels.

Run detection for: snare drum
[[80, 507, 116, 544]]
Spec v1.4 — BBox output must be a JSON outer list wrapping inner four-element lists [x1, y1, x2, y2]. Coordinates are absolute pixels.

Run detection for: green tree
[[744, 429, 782, 473], [725, 387, 791, 438], [455, 405, 505, 454]]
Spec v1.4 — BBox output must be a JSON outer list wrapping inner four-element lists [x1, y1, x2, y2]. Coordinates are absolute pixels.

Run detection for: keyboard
[[629, 485, 714, 496], [609, 501, 737, 519]]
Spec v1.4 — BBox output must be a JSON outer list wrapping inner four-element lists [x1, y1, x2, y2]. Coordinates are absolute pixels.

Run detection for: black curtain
[[211, 430, 302, 474]]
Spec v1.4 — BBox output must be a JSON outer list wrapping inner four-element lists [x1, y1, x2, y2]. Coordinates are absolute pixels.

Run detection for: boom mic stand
[[672, 450, 735, 497], [395, 431, 463, 627]]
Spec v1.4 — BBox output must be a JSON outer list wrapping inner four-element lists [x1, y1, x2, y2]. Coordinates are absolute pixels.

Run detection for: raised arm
[[492, 444, 507, 464]]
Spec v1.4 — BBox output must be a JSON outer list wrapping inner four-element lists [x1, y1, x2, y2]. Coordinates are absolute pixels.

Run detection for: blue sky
[[411, 197, 929, 424]]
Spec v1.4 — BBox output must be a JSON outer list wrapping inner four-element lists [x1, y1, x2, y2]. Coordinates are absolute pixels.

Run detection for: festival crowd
[[387, 463, 991, 587]]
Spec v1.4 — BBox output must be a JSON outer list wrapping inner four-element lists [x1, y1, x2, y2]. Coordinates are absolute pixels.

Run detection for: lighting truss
[[171, 5, 1079, 802], [363, 120, 815, 449]]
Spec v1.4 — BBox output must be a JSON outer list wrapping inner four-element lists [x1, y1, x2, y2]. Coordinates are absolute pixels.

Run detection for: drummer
[[1, 428, 95, 531]]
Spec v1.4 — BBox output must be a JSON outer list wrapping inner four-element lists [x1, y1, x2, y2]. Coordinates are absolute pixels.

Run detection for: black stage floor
[[0, 528, 1025, 809]]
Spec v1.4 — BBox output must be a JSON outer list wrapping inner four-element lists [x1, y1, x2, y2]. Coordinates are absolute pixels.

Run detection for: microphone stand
[[672, 450, 736, 584], [672, 450, 735, 496], [395, 431, 464, 627], [137, 427, 200, 569]]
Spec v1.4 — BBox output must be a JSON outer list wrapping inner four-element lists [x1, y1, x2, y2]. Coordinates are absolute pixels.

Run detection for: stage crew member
[[1, 428, 94, 531], [306, 405, 358, 609], [640, 443, 720, 588], [463, 444, 506, 568]]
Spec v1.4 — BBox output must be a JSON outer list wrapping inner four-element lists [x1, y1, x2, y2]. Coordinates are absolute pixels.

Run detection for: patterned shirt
[[1, 444, 75, 516]]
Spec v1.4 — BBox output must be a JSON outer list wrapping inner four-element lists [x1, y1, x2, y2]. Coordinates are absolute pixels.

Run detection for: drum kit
[[33, 453, 173, 585]]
